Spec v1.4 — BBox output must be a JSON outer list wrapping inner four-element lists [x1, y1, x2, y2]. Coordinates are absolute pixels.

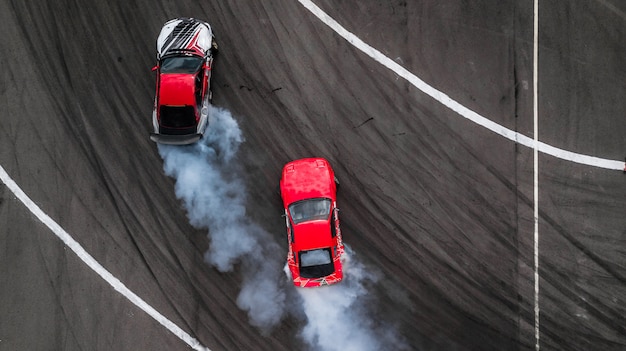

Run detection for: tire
[[211, 38, 219, 56]]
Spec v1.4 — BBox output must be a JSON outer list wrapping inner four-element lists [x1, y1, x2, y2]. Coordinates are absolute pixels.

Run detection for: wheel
[[211, 38, 219, 56]]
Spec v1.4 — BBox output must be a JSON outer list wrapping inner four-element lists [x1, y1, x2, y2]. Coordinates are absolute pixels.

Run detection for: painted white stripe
[[0, 165, 210, 351], [296, 0, 625, 171], [533, 0, 541, 350]]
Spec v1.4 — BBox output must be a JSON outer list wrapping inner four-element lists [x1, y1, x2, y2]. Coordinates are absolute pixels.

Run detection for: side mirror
[[151, 65, 158, 72]]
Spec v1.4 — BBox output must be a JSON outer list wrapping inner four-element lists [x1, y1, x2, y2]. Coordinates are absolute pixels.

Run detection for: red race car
[[150, 18, 217, 145], [280, 158, 344, 287]]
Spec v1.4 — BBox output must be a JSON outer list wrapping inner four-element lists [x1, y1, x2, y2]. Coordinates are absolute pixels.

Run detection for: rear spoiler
[[149, 133, 202, 145]]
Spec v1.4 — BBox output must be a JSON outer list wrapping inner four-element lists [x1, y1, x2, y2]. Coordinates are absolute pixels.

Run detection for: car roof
[[292, 221, 334, 252], [158, 73, 196, 106], [281, 158, 335, 205]]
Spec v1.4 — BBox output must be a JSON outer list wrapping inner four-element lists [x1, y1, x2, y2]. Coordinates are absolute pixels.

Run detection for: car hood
[[292, 220, 333, 251], [159, 73, 196, 106], [281, 158, 335, 205], [157, 18, 213, 57]]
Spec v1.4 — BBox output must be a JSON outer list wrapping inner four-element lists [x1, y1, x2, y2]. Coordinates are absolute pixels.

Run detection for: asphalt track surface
[[1, 1, 625, 350]]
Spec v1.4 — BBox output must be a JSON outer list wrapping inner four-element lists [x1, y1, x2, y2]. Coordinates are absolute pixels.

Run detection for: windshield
[[288, 198, 331, 224], [161, 56, 203, 74]]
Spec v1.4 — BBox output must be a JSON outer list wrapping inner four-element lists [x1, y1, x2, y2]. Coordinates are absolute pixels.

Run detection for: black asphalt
[[0, 1, 624, 350]]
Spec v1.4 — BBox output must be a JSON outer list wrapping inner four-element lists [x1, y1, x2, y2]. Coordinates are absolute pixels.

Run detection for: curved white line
[[297, 0, 624, 171], [0, 165, 211, 351]]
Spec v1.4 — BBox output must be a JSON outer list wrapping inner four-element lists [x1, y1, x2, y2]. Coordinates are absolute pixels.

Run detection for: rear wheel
[[211, 38, 219, 56]]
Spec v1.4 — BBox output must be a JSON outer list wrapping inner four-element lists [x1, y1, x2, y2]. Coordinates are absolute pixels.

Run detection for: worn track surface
[[1, 1, 624, 350]]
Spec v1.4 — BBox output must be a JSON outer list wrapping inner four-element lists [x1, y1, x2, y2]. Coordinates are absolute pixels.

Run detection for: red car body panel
[[291, 221, 334, 252], [281, 158, 335, 205], [280, 158, 344, 288], [158, 74, 197, 107]]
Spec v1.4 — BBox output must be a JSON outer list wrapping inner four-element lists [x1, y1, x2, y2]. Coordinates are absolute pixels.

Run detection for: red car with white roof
[[280, 158, 344, 287], [150, 18, 217, 145]]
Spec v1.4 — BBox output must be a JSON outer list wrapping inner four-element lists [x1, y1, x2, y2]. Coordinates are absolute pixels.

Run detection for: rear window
[[300, 248, 332, 267], [159, 105, 196, 128], [299, 248, 334, 278]]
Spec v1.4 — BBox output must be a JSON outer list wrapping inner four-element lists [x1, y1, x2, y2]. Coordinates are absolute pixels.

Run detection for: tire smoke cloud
[[292, 247, 409, 351], [158, 106, 406, 349], [158, 106, 286, 330]]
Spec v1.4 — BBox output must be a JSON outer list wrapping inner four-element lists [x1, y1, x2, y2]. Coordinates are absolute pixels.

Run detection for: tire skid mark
[[296, 0, 624, 171], [0, 165, 211, 351]]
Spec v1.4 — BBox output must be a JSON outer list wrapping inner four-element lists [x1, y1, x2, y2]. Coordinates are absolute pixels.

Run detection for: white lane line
[[296, 0, 625, 171], [0, 165, 210, 351], [533, 0, 541, 350]]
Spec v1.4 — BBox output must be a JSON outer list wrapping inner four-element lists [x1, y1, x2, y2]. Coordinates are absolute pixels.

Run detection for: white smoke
[[293, 247, 408, 351], [158, 106, 406, 347], [158, 106, 286, 329]]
